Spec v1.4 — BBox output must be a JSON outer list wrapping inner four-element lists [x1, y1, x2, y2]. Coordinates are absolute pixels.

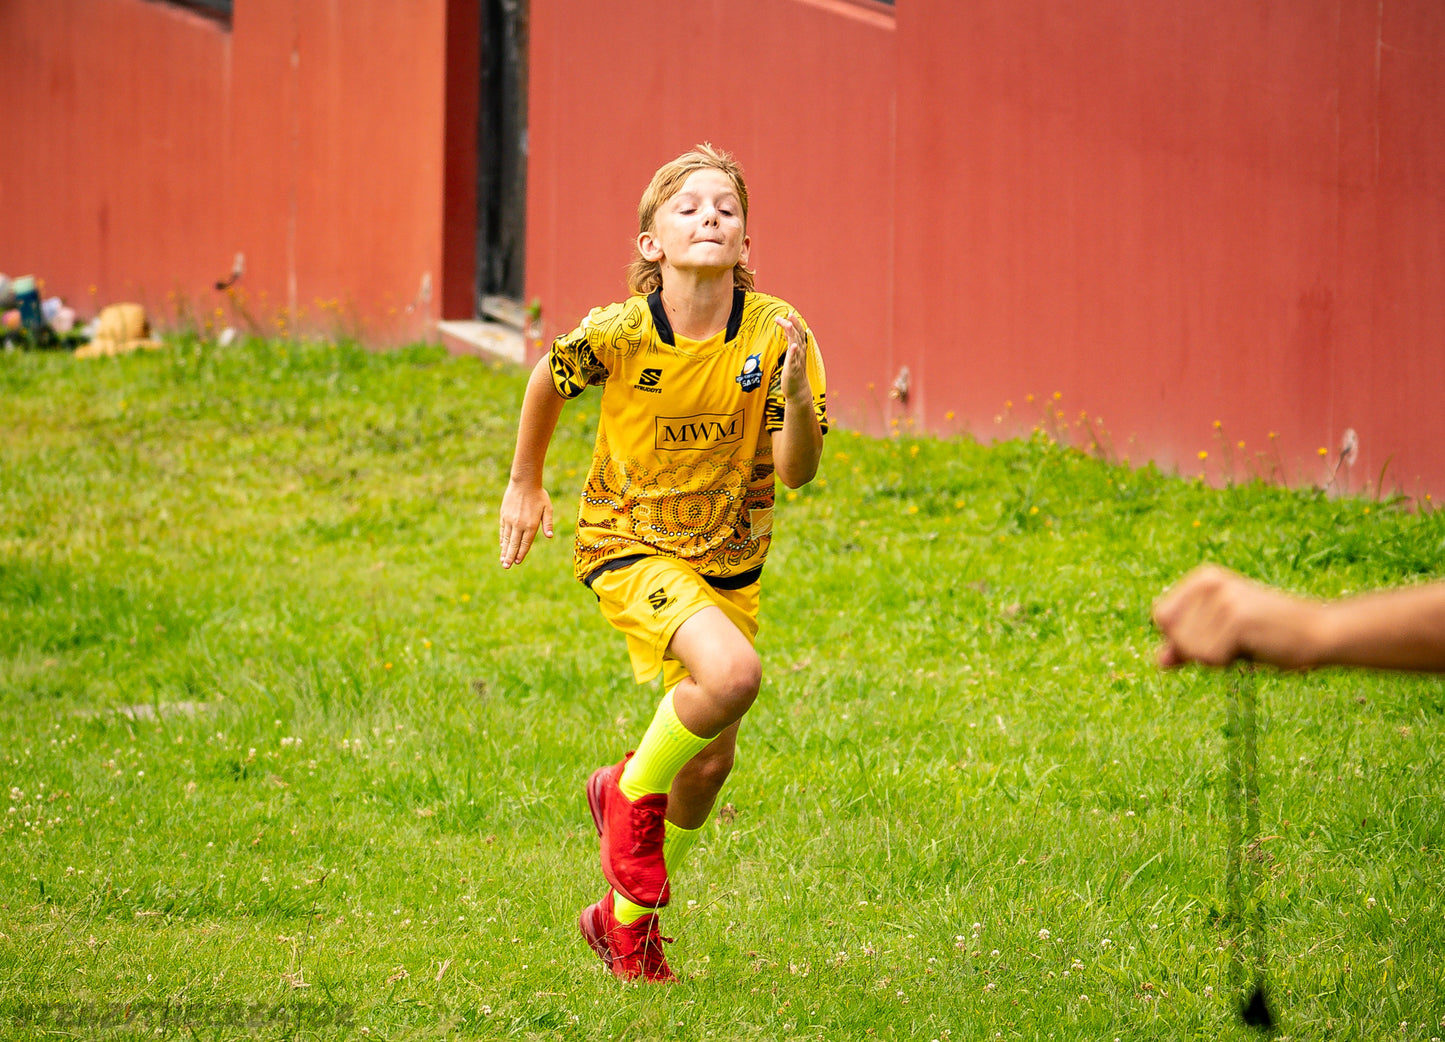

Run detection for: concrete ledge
[[437, 319, 525, 365]]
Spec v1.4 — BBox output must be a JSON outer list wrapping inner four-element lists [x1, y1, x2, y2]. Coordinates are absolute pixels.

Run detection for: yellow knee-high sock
[[663, 819, 703, 874], [614, 819, 706, 925], [619, 687, 710, 801]]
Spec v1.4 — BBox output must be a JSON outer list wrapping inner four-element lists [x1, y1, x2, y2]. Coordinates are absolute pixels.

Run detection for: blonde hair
[[626, 143, 756, 296]]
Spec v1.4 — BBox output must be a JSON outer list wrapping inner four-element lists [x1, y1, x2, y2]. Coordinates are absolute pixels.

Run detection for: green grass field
[[3, 337, 1443, 1040]]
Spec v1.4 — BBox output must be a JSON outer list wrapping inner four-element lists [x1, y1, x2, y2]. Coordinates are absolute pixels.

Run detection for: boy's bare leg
[[667, 606, 761, 738], [658, 604, 757, 836], [668, 722, 740, 829], [592, 606, 757, 918]]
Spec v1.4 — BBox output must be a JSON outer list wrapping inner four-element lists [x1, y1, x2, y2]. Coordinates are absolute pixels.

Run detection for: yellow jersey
[[549, 288, 828, 585]]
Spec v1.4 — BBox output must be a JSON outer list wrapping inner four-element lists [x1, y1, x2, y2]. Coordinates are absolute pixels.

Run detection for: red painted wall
[[531, 0, 1445, 498], [1, 1, 232, 320], [526, 0, 898, 431], [894, 0, 1445, 498], [0, 0, 479, 344], [7, 0, 1444, 495]]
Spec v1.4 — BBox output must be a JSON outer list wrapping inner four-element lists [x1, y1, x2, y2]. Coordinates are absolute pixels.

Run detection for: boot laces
[[628, 803, 666, 856]]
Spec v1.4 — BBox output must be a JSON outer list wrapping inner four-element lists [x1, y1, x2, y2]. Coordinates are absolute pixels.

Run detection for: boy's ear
[[739, 234, 751, 268], [637, 231, 664, 262]]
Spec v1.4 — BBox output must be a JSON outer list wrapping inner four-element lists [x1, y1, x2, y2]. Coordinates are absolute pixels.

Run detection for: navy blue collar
[[647, 287, 746, 347]]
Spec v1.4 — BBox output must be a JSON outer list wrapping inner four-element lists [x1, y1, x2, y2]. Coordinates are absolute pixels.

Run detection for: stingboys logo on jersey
[[735, 353, 763, 392]]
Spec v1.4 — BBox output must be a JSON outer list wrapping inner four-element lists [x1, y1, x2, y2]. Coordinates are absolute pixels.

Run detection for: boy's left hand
[[775, 312, 812, 401]]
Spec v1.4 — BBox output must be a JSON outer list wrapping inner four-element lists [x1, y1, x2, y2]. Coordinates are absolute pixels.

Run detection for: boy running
[[498, 144, 827, 982]]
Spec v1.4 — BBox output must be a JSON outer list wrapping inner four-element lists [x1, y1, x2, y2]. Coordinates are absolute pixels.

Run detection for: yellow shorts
[[588, 555, 760, 687]]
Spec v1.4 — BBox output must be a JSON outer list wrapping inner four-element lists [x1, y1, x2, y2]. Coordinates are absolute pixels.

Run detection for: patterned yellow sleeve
[[765, 328, 829, 435], [548, 308, 612, 400]]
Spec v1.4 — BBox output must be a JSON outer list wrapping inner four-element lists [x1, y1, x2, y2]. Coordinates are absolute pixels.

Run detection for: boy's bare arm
[[771, 313, 823, 488], [1153, 563, 1445, 672], [499, 355, 567, 568]]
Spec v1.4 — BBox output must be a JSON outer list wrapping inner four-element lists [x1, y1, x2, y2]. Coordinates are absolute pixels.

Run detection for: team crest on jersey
[[735, 353, 763, 392]]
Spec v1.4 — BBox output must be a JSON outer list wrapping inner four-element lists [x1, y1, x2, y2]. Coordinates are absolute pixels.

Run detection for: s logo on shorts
[[647, 586, 676, 615]]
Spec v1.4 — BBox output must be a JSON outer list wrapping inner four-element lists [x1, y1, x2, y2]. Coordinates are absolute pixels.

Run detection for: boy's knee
[[715, 652, 761, 714]]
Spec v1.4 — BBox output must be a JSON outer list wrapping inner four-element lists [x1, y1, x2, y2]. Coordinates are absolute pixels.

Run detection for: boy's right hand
[[499, 480, 554, 569]]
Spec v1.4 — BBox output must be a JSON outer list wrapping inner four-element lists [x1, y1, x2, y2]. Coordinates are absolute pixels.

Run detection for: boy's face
[[638, 168, 750, 281]]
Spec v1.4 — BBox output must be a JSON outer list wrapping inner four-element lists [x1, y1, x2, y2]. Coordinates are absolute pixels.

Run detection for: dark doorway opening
[[476, 0, 528, 322]]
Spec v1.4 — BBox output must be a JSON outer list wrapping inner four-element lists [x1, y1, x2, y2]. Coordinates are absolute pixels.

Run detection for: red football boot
[[579, 890, 677, 983], [586, 755, 669, 907]]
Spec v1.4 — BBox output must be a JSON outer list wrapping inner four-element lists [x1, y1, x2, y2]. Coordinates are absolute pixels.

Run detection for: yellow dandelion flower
[[1198, 451, 1208, 460], [909, 445, 920, 457], [1192, 520, 1201, 528], [1268, 431, 1278, 440], [1052, 391, 1062, 400], [1026, 394, 1035, 403], [1237, 441, 1245, 449], [384, 663, 393, 671], [1317, 446, 1328, 457], [1029, 506, 1039, 515], [1004, 400, 1013, 409], [907, 504, 919, 515], [1213, 420, 1222, 430], [460, 594, 471, 602], [945, 410, 956, 421]]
